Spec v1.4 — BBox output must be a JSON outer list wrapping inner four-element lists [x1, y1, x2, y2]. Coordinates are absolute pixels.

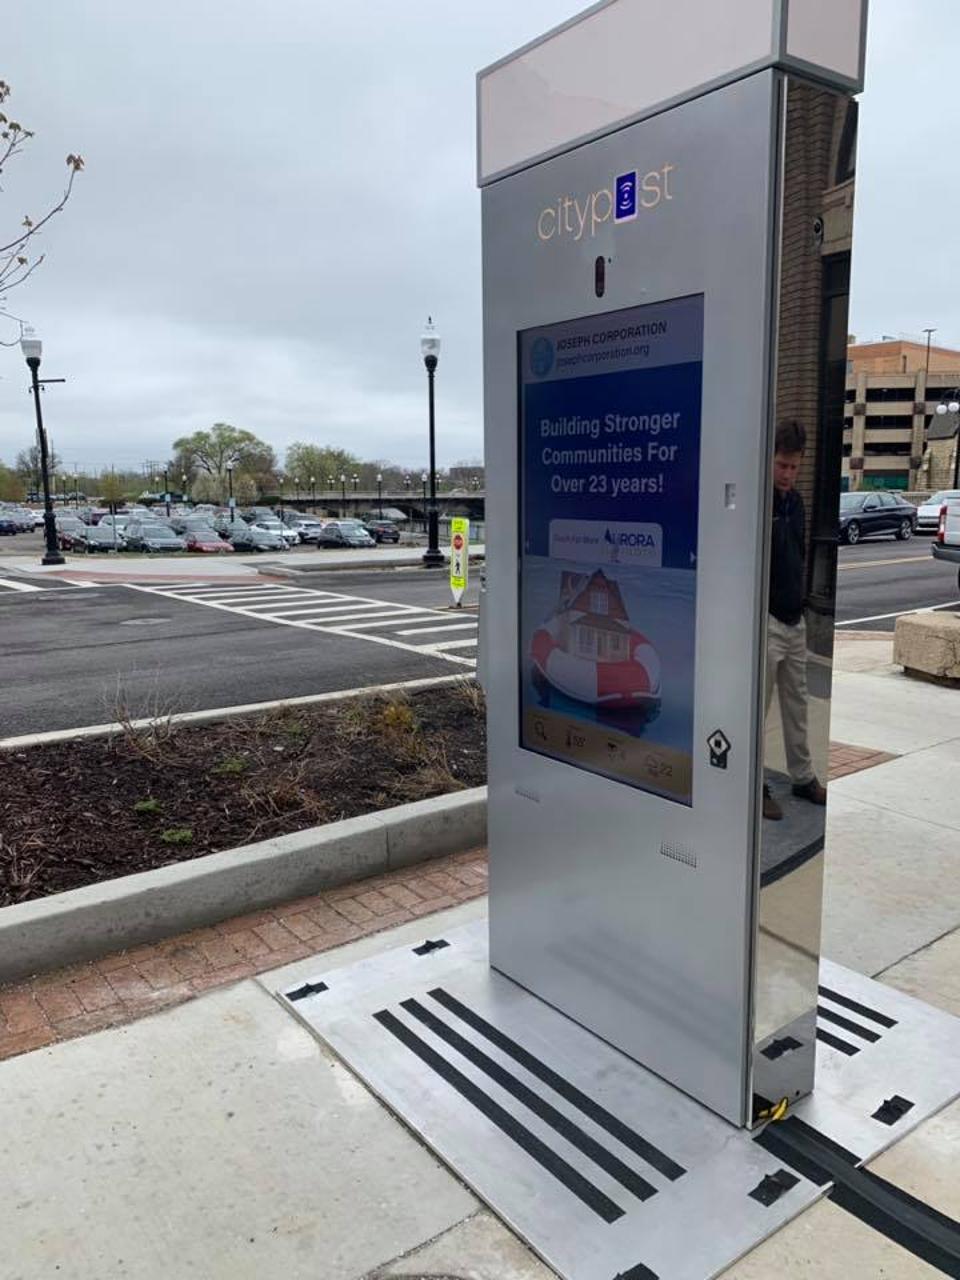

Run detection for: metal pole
[[378, 476, 383, 517], [26, 360, 65, 566], [164, 468, 170, 517], [341, 477, 346, 517], [423, 359, 443, 566], [228, 467, 235, 522]]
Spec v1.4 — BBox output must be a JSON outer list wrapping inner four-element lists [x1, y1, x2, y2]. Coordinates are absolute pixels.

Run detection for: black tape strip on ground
[[614, 1263, 659, 1279], [818, 984, 897, 1028], [756, 1117, 960, 1276], [373, 1008, 625, 1223], [428, 986, 686, 1181], [817, 1004, 882, 1042], [816, 1027, 861, 1055], [400, 996, 657, 1202]]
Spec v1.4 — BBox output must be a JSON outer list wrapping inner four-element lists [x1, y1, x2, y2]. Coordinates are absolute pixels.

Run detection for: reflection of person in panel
[[763, 420, 827, 821]]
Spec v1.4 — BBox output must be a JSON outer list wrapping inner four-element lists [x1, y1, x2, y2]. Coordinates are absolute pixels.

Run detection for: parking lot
[[2, 534, 957, 740], [0, 570, 479, 739]]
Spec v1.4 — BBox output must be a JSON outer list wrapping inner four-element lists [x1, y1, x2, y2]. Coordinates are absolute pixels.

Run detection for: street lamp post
[[295, 476, 301, 503], [164, 467, 170, 517], [421, 472, 428, 537], [935, 396, 960, 488], [377, 472, 383, 517], [340, 473, 346, 516], [60, 474, 67, 507], [352, 473, 359, 493], [20, 328, 65, 566], [310, 475, 316, 512], [181, 473, 188, 503], [420, 317, 443, 566], [226, 461, 235, 522]]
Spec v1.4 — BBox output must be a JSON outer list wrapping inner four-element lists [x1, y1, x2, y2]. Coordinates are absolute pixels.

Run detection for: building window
[[589, 590, 608, 615]]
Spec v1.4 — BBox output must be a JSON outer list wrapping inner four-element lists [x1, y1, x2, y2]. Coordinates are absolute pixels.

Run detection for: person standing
[[764, 419, 827, 821]]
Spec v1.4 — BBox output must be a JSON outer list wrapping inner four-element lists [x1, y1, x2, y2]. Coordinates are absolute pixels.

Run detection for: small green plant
[[376, 699, 417, 735], [133, 797, 161, 815], [212, 755, 249, 776], [159, 827, 193, 846]]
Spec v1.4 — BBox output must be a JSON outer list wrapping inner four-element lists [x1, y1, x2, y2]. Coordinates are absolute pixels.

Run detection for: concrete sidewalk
[[2, 634, 959, 1279]]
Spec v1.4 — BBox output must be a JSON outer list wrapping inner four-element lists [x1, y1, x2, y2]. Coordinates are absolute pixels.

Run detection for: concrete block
[[894, 613, 960, 684], [0, 813, 389, 984], [386, 786, 487, 869]]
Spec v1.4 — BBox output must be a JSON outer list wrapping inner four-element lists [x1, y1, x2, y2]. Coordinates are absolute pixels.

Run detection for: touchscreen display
[[518, 294, 703, 804]]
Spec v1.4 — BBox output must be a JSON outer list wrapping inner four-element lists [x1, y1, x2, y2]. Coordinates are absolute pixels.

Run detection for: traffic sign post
[[449, 517, 469, 607]]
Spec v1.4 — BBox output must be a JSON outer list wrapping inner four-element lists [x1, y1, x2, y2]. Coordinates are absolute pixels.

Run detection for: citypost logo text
[[536, 163, 675, 243]]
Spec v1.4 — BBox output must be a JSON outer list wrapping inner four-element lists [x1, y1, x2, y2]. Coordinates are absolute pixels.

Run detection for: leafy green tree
[[284, 443, 361, 493], [99, 471, 125, 508], [172, 423, 276, 499], [0, 78, 83, 317], [0, 463, 25, 500]]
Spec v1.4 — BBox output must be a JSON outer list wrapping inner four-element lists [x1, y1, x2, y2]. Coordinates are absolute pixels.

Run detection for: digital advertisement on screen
[[519, 294, 703, 805]]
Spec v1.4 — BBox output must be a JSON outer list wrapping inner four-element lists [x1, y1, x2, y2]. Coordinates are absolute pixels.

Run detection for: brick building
[[843, 338, 960, 490]]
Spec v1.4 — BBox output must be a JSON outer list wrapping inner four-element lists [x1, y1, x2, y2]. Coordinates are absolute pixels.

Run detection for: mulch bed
[[0, 684, 486, 907]]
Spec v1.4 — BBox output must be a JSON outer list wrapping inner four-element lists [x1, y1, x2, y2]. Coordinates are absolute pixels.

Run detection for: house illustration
[[555, 569, 631, 662]]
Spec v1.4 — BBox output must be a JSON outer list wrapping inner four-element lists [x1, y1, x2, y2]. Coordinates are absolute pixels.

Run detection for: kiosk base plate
[[279, 921, 960, 1280]]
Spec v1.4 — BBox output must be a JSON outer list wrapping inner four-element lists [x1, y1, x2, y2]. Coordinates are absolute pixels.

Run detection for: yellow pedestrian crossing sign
[[450, 517, 470, 605]]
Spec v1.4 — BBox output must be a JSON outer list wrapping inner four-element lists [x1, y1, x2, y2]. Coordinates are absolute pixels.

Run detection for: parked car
[[916, 490, 960, 534], [122, 520, 186, 553], [184, 528, 234, 553], [77, 524, 123, 553], [363, 518, 400, 544], [55, 516, 88, 550], [931, 497, 960, 589], [227, 524, 288, 552], [282, 515, 326, 543], [251, 517, 299, 547], [212, 512, 245, 536], [839, 492, 916, 544], [317, 519, 376, 548], [0, 515, 18, 536]]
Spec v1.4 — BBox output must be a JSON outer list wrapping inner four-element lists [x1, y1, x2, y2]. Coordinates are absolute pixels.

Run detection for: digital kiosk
[[481, 0, 867, 1127], [283, 5, 960, 1276]]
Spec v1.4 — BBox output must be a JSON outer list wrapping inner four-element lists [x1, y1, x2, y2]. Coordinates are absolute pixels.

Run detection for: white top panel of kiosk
[[477, 0, 866, 184]]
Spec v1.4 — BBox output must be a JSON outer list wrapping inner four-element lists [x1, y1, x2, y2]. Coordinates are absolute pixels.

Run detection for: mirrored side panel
[[752, 78, 858, 1117]]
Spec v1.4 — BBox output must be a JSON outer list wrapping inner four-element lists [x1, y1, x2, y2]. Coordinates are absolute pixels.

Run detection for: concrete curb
[[0, 787, 487, 985], [259, 551, 486, 578]]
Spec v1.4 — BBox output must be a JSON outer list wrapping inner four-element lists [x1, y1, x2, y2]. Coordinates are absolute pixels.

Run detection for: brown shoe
[[763, 785, 783, 821], [792, 777, 827, 805]]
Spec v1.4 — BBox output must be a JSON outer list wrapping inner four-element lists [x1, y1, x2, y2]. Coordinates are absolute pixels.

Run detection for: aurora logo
[[536, 163, 675, 243]]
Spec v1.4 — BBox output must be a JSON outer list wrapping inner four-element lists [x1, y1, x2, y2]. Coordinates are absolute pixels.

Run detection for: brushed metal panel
[[482, 71, 781, 1124]]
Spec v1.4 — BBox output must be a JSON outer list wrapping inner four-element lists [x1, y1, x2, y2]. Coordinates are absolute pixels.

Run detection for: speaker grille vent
[[660, 841, 698, 868]]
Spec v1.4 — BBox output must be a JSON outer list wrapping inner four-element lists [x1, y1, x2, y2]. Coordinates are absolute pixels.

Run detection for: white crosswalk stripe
[[126, 581, 477, 667]]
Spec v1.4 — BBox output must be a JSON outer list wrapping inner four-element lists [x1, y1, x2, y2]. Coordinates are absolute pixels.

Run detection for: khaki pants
[[765, 614, 814, 786]]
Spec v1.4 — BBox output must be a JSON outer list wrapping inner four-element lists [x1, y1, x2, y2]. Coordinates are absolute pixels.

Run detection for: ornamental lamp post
[[421, 471, 428, 538], [19, 327, 64, 566], [352, 472, 359, 493], [420, 317, 444, 566], [181, 473, 188, 502], [164, 466, 170, 517], [935, 397, 960, 488], [226, 461, 235, 522], [377, 471, 383, 517], [310, 475, 316, 512], [340, 473, 346, 516]]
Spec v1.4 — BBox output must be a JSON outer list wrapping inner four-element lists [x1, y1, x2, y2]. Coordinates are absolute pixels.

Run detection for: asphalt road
[[2, 540, 955, 738], [0, 569, 479, 738], [835, 535, 959, 630]]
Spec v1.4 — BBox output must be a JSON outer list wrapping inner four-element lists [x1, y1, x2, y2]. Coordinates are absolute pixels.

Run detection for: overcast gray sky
[[1, 1, 957, 476]]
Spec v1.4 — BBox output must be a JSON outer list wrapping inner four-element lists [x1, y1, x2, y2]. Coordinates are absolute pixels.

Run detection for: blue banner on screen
[[519, 294, 703, 804]]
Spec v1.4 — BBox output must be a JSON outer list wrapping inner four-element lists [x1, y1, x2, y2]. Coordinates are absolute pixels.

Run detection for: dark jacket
[[770, 487, 805, 625]]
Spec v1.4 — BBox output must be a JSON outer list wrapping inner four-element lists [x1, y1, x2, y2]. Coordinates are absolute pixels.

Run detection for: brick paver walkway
[[0, 740, 895, 1064], [0, 849, 486, 1062]]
